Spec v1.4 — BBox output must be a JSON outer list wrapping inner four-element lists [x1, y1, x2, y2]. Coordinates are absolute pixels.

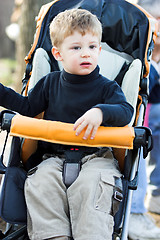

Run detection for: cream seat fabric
[[99, 43, 141, 126]]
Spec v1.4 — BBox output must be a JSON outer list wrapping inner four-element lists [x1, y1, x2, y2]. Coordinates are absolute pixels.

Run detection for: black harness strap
[[111, 177, 123, 216], [63, 148, 85, 188]]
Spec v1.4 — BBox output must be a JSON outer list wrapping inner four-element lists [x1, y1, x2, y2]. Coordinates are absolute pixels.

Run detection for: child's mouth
[[80, 62, 91, 67]]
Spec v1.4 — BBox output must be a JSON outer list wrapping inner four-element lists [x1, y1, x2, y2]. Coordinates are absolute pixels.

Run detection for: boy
[[0, 9, 133, 240]]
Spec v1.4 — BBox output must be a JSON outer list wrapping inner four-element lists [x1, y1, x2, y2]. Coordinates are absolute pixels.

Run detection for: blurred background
[[0, 0, 52, 93]]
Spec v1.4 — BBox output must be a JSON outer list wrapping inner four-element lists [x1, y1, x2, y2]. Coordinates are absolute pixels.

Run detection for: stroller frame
[[0, 0, 158, 239]]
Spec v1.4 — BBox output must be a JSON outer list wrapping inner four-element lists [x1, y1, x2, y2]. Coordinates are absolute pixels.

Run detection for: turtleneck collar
[[62, 65, 100, 84]]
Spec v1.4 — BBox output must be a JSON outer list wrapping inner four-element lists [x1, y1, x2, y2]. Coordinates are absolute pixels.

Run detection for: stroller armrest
[[0, 113, 152, 174], [0, 113, 152, 155], [2, 113, 135, 149], [134, 126, 153, 158]]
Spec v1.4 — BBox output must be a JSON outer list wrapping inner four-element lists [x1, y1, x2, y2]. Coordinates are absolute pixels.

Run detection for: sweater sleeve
[[0, 83, 28, 114], [0, 75, 50, 117], [94, 81, 134, 127]]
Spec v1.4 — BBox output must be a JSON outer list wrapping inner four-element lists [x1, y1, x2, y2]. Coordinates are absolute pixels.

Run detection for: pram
[[0, 0, 158, 239]]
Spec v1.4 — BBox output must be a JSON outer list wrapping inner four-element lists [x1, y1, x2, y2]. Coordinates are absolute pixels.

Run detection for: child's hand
[[73, 108, 103, 140]]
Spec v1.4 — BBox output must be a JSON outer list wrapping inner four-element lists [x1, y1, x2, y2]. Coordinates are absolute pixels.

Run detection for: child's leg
[[25, 156, 71, 240], [67, 149, 121, 240]]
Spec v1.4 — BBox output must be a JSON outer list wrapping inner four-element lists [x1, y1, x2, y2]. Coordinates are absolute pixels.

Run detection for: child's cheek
[[72, 59, 79, 67]]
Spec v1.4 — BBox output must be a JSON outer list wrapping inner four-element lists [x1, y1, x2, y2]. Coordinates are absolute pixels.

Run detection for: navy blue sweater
[[0, 66, 133, 153]]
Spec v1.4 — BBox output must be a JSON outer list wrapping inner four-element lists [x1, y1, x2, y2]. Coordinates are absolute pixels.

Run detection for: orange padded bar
[[10, 115, 135, 149]]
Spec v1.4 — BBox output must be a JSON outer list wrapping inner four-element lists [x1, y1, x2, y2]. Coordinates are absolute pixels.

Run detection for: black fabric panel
[[115, 62, 131, 87], [101, 0, 149, 62], [0, 167, 27, 224]]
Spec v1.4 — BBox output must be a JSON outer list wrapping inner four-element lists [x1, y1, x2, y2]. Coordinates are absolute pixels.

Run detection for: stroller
[[0, 0, 158, 239]]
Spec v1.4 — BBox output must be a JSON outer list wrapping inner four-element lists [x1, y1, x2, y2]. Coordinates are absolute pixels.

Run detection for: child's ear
[[51, 47, 63, 61]]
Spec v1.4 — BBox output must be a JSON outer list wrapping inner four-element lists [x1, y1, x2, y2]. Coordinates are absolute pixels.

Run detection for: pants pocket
[[94, 173, 123, 216]]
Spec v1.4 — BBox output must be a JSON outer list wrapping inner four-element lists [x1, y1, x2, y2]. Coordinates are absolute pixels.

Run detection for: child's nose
[[81, 49, 90, 58]]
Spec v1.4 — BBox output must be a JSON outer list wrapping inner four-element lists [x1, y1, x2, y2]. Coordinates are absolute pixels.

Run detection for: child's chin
[[78, 68, 93, 75]]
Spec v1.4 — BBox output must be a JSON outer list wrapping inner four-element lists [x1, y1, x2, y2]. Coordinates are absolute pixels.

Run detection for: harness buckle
[[114, 190, 123, 202], [62, 148, 85, 188]]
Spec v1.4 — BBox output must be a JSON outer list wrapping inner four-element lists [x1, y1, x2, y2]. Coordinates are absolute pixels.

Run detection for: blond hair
[[50, 9, 102, 48]]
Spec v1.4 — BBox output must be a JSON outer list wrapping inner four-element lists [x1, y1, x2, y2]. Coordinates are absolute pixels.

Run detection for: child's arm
[[0, 76, 48, 117], [73, 108, 103, 140]]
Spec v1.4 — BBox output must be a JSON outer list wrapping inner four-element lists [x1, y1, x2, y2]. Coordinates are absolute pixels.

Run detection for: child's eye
[[89, 45, 96, 49], [73, 46, 81, 50]]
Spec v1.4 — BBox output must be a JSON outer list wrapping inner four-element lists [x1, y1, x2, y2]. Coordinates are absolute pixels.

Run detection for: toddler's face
[[58, 31, 101, 75]]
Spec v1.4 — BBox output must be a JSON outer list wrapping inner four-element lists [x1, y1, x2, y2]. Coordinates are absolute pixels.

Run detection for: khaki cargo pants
[[24, 149, 122, 240]]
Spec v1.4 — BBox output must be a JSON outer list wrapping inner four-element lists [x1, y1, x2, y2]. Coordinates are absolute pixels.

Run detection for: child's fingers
[[73, 117, 83, 131], [83, 123, 93, 139], [75, 120, 88, 136], [90, 125, 99, 139], [83, 124, 99, 140], [74, 120, 99, 139]]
